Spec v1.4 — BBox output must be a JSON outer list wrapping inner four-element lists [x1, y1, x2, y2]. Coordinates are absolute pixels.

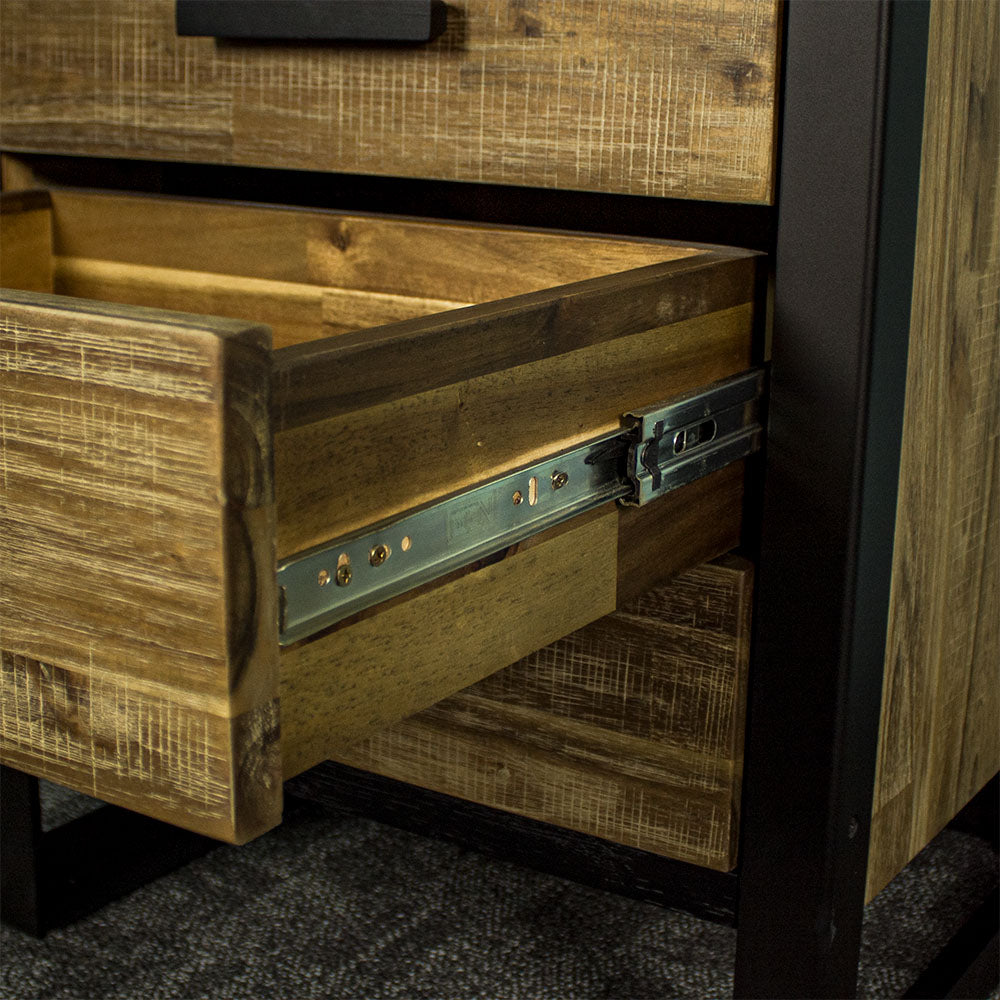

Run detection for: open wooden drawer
[[0, 188, 761, 843]]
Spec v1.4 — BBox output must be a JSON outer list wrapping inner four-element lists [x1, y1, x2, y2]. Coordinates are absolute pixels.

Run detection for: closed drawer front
[[0, 187, 760, 843], [0, 0, 781, 204], [338, 553, 754, 873]]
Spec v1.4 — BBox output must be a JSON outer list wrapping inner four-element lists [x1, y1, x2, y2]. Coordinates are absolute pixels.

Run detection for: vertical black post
[[734, 1, 929, 997], [1, 765, 45, 935]]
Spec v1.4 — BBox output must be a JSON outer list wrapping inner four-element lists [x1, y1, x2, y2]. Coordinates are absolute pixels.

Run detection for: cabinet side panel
[[868, 0, 999, 899], [0, 292, 281, 842], [0, 0, 780, 204]]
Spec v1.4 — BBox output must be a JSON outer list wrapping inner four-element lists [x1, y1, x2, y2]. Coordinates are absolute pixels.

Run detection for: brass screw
[[369, 543, 390, 567], [336, 563, 353, 587], [551, 470, 569, 490], [318, 569, 331, 587], [512, 490, 524, 505]]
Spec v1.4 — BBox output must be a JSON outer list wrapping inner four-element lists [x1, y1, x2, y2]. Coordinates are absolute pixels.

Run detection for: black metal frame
[[734, 2, 932, 995], [0, 765, 216, 936], [285, 764, 740, 925], [3, 1, 997, 996]]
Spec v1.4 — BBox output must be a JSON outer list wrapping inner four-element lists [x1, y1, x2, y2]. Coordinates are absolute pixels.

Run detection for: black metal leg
[[1, 765, 218, 935], [1, 765, 45, 936], [734, 1, 930, 996]]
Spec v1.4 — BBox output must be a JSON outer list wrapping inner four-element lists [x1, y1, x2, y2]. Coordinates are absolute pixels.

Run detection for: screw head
[[318, 569, 331, 587], [512, 490, 524, 505], [369, 543, 390, 566], [551, 470, 569, 490], [336, 563, 353, 587]]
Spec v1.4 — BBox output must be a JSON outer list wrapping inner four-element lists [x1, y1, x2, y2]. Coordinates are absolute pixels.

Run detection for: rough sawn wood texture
[[0, 187, 758, 837], [0, 0, 781, 204], [0, 290, 282, 844], [336, 555, 754, 872], [867, 0, 999, 900]]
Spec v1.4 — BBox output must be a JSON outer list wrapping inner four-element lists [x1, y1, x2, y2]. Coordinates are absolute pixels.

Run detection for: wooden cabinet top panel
[[0, 0, 781, 204]]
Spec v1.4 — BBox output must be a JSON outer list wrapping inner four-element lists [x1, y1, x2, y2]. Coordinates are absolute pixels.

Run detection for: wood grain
[[280, 506, 620, 777], [21, 189, 713, 350], [0, 186, 758, 836], [52, 256, 469, 350], [867, 0, 999, 900], [281, 458, 747, 779], [0, 0, 781, 204], [43, 191, 692, 301], [335, 555, 754, 871], [617, 461, 747, 605], [0, 191, 53, 294], [0, 289, 281, 842], [275, 302, 754, 558], [272, 252, 757, 430]]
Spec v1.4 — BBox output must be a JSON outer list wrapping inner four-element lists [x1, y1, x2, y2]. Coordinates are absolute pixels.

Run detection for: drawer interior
[[2, 186, 759, 843], [33, 189, 703, 347]]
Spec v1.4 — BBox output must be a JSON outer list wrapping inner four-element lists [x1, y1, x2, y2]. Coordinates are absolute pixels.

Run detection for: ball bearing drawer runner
[[0, 0, 779, 868]]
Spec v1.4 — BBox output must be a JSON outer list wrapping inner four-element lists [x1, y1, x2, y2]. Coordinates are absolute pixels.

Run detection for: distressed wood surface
[[0, 191, 53, 294], [867, 0, 999, 900], [280, 507, 619, 777], [1, 186, 758, 833], [29, 189, 706, 351], [336, 555, 754, 871], [272, 252, 755, 430], [0, 290, 281, 842], [0, 0, 781, 204], [0, 187, 756, 562]]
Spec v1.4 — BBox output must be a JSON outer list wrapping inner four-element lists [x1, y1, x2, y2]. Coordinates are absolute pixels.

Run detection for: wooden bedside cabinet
[[0, 1, 996, 996]]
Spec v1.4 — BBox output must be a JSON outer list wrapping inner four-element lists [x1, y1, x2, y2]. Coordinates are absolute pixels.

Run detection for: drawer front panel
[[0, 290, 281, 844], [0, 0, 781, 204]]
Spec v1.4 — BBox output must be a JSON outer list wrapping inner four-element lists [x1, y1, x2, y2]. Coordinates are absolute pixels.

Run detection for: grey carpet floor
[[1, 782, 997, 1000]]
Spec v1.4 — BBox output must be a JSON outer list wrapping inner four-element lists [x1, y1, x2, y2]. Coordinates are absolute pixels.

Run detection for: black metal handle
[[176, 1, 447, 43]]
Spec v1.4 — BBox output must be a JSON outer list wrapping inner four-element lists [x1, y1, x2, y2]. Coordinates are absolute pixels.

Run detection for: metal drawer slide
[[278, 368, 764, 645]]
